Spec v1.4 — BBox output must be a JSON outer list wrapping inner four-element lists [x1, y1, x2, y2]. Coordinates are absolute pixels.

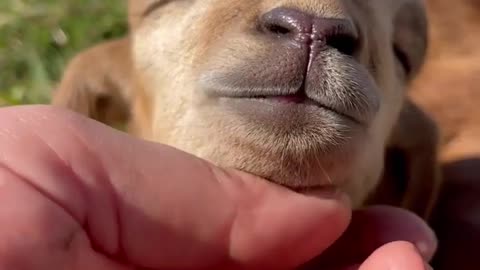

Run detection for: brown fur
[[51, 37, 133, 128], [407, 0, 480, 268], [52, 0, 441, 220], [367, 99, 441, 220], [410, 0, 480, 162]]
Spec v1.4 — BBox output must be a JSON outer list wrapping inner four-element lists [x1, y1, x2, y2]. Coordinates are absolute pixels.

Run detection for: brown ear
[[51, 36, 133, 128], [367, 98, 442, 221]]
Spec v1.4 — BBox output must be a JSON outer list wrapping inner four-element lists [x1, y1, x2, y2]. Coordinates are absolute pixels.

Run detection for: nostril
[[319, 19, 360, 56], [259, 8, 360, 56], [327, 34, 359, 56], [259, 8, 312, 37], [264, 23, 292, 35]]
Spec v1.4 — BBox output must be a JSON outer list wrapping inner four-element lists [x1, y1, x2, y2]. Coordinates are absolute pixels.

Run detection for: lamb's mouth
[[238, 92, 364, 126]]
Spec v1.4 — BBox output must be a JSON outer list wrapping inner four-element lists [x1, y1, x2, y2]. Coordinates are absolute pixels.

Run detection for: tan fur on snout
[[129, 0, 435, 207], [53, 0, 440, 217]]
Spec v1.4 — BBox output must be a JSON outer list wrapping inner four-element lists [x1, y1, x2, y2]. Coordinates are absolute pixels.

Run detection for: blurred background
[[0, 0, 127, 106]]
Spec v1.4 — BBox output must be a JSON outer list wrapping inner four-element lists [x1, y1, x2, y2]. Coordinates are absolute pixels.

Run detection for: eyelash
[[393, 44, 411, 76], [143, 0, 171, 17]]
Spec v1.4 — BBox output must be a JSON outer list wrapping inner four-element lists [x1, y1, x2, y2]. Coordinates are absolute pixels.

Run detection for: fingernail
[[415, 234, 437, 261], [416, 241, 430, 258], [412, 221, 438, 261]]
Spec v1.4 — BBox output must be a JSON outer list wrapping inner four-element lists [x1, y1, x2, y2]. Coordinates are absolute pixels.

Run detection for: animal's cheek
[[343, 140, 386, 207]]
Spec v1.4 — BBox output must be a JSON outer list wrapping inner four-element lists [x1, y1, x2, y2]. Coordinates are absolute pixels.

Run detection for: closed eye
[[142, 0, 172, 17], [393, 44, 411, 76]]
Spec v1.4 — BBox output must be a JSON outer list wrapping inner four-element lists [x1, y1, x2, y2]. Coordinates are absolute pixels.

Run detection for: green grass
[[0, 0, 128, 106]]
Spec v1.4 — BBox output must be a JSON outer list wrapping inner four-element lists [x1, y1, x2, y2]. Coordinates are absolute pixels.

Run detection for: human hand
[[0, 105, 436, 269]]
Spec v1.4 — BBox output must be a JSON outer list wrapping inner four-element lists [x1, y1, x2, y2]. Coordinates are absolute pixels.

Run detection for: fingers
[[301, 206, 437, 269], [359, 241, 431, 270], [0, 159, 128, 270], [319, 242, 430, 270], [217, 171, 351, 269], [351, 206, 437, 261], [0, 105, 351, 269]]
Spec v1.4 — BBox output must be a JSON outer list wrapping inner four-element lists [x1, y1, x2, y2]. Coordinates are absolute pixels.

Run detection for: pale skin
[[0, 105, 435, 270]]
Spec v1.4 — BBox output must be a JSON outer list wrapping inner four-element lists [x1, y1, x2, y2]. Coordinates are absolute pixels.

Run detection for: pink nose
[[259, 7, 359, 56]]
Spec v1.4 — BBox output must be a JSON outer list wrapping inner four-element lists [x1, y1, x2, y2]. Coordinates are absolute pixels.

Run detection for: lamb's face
[[129, 0, 428, 205]]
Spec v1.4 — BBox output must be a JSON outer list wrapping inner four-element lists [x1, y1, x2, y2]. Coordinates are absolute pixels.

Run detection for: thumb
[[0, 105, 351, 269]]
